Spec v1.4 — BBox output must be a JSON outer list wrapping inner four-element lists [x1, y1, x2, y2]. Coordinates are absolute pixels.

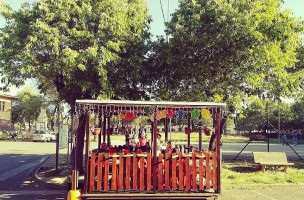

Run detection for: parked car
[[33, 130, 53, 142], [46, 130, 56, 141]]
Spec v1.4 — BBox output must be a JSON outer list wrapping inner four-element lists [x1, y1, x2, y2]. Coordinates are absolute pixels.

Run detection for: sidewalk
[[34, 154, 304, 199], [34, 154, 69, 190]]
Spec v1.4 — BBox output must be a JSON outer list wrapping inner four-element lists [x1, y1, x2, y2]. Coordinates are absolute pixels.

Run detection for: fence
[[87, 151, 218, 194]]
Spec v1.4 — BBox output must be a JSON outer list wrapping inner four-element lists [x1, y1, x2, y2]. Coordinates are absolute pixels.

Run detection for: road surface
[[0, 141, 67, 200]]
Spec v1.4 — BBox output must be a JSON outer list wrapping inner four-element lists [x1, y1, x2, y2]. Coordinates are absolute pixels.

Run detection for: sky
[[0, 0, 303, 96]]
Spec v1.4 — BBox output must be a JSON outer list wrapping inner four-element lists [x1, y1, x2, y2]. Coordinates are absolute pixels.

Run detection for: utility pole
[[167, 0, 170, 43], [278, 100, 281, 144]]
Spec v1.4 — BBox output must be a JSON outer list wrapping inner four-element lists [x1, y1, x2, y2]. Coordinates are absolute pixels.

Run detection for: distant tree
[[12, 87, 44, 132], [290, 98, 304, 129], [235, 98, 293, 133]]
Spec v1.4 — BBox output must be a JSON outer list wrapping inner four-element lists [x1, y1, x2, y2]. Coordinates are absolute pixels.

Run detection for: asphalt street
[[0, 141, 67, 200]]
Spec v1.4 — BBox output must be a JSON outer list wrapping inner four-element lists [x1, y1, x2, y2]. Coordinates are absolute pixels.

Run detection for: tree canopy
[[147, 0, 303, 112], [12, 87, 44, 131], [0, 0, 150, 106]]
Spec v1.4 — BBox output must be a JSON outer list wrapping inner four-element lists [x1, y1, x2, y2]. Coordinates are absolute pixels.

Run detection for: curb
[[33, 155, 68, 190]]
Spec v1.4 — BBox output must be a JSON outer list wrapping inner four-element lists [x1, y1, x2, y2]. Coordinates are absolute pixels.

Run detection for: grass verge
[[222, 161, 304, 185]]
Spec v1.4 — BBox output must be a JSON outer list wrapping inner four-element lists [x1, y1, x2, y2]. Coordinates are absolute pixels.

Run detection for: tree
[[150, 0, 303, 111], [291, 98, 304, 129], [0, 0, 150, 173], [235, 98, 293, 134], [12, 87, 44, 132]]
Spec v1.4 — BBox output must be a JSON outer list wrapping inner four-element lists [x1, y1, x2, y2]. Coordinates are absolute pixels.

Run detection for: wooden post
[[153, 106, 158, 193], [83, 109, 90, 193], [187, 113, 191, 153], [165, 118, 168, 142], [216, 112, 221, 193], [198, 115, 202, 152]]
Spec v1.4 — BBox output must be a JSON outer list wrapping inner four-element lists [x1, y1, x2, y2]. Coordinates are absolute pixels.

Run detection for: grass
[[222, 161, 304, 185]]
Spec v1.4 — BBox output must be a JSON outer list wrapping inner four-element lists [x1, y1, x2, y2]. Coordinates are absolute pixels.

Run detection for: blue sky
[[0, 0, 303, 96]]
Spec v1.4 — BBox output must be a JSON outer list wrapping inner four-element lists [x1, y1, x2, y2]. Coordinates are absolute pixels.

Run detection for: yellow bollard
[[67, 189, 82, 200]]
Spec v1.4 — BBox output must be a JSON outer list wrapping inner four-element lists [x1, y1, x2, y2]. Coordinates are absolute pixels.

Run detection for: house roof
[[0, 93, 15, 101]]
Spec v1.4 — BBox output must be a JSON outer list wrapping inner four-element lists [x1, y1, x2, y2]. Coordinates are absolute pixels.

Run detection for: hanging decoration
[[144, 107, 153, 115], [72, 114, 79, 131], [202, 109, 211, 119], [118, 113, 125, 120], [149, 115, 154, 122], [203, 128, 211, 136], [125, 113, 133, 121], [156, 111, 162, 120], [166, 109, 175, 118], [160, 110, 166, 118], [177, 110, 184, 119], [191, 109, 200, 119], [92, 128, 101, 135], [185, 127, 191, 135]]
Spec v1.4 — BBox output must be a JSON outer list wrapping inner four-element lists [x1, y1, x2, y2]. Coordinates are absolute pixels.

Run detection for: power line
[[159, 0, 166, 28]]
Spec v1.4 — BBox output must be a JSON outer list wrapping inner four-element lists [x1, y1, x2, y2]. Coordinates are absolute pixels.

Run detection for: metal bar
[[216, 113, 221, 194], [269, 123, 302, 160], [187, 113, 190, 153], [165, 118, 168, 142], [103, 113, 106, 143], [84, 109, 90, 193], [107, 115, 111, 146], [153, 105, 158, 193], [233, 123, 266, 160]]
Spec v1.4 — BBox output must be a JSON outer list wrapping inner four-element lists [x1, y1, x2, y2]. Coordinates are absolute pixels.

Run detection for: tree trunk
[[28, 121, 31, 132], [209, 117, 227, 151], [70, 114, 86, 175]]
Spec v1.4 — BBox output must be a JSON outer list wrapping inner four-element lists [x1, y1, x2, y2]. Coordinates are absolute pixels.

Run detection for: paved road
[[0, 141, 68, 200]]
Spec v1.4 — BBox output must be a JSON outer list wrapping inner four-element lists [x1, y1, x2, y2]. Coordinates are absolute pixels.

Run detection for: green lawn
[[222, 161, 304, 185]]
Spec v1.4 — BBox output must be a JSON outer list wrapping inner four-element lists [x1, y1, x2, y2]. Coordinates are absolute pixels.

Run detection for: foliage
[[290, 97, 304, 129], [12, 87, 44, 131], [0, 0, 150, 105], [235, 97, 294, 132], [148, 0, 304, 112], [0, 0, 150, 173]]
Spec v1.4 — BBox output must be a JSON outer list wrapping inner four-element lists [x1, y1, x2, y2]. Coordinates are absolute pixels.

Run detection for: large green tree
[[0, 0, 150, 172], [149, 0, 303, 112]]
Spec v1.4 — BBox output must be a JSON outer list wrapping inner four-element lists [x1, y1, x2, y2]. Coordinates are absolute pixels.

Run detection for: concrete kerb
[[33, 155, 68, 190]]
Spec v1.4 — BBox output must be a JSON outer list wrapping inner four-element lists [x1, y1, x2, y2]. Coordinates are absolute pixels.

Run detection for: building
[[0, 93, 15, 132], [36, 107, 48, 131]]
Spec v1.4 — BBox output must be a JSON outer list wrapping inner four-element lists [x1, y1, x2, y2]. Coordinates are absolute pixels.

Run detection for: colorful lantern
[[191, 109, 200, 119], [118, 113, 125, 120], [177, 110, 184, 119], [166, 109, 175, 118], [203, 128, 211, 136], [160, 110, 166, 118], [202, 109, 211, 119], [185, 127, 191, 135], [144, 107, 153, 115], [125, 113, 133, 121]]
